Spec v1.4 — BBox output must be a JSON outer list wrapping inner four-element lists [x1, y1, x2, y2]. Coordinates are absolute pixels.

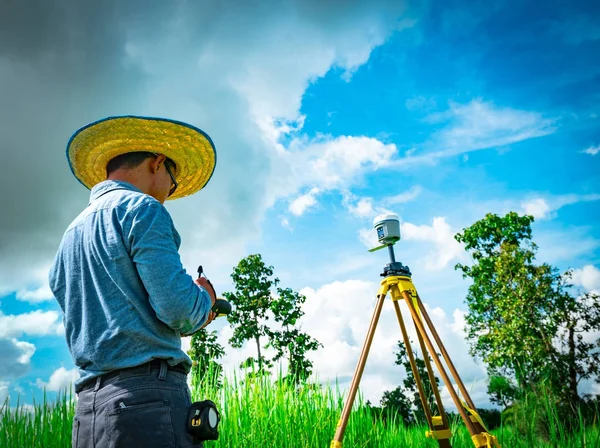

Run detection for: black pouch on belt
[[187, 400, 220, 441]]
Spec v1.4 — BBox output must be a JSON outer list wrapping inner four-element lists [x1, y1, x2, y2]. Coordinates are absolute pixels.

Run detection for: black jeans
[[73, 360, 202, 447]]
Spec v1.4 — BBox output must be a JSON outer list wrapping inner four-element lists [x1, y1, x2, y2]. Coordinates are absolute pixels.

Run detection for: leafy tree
[[455, 212, 600, 405], [224, 254, 321, 381], [381, 340, 440, 425], [269, 287, 322, 384], [224, 254, 277, 375], [487, 375, 520, 408], [188, 329, 225, 389], [554, 270, 600, 404], [380, 386, 413, 425]]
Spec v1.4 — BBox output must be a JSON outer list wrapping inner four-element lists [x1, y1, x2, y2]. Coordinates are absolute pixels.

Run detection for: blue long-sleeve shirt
[[49, 180, 212, 388]]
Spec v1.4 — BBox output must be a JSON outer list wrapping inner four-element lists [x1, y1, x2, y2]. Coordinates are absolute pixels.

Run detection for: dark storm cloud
[[0, 1, 153, 291], [0, 0, 408, 293], [0, 338, 33, 378]]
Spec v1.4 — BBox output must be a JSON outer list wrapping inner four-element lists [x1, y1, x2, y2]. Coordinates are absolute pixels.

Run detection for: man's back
[[50, 180, 212, 389]]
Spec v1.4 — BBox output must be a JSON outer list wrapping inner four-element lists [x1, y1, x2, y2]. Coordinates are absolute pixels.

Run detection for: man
[[49, 115, 218, 447]]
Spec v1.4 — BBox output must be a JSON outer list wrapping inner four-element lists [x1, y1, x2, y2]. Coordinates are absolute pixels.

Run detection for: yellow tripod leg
[[404, 290, 502, 447], [401, 288, 477, 434], [412, 294, 500, 447], [388, 276, 452, 447], [393, 299, 452, 448], [330, 282, 388, 448]]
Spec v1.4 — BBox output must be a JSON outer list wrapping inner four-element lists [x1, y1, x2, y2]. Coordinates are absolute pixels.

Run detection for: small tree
[[269, 287, 322, 384], [554, 271, 600, 405], [188, 329, 225, 389], [224, 254, 321, 381], [224, 254, 277, 376], [381, 340, 440, 425], [380, 386, 413, 425], [487, 375, 520, 408]]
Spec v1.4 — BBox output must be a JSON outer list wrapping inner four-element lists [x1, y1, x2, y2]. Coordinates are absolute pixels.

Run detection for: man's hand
[[195, 276, 217, 328]]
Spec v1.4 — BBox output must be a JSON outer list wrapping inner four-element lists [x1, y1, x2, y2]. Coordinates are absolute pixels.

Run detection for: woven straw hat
[[66, 115, 216, 200]]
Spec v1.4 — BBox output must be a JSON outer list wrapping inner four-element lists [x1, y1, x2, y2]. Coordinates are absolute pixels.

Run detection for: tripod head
[[368, 214, 411, 278]]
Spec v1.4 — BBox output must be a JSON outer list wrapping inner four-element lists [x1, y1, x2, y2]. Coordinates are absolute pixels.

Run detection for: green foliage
[[224, 254, 278, 375], [0, 390, 74, 448], [553, 270, 600, 405], [455, 212, 600, 409], [224, 254, 321, 381], [269, 287, 322, 384], [3, 381, 599, 447], [380, 340, 440, 425], [499, 383, 600, 440], [380, 386, 413, 425], [487, 375, 520, 408], [188, 328, 226, 389], [455, 212, 558, 390], [476, 408, 502, 431]]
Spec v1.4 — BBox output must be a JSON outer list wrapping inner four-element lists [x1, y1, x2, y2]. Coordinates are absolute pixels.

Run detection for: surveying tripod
[[330, 215, 500, 448]]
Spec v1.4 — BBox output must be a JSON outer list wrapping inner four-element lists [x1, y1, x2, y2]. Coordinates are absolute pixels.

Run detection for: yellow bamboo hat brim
[[67, 115, 216, 200]]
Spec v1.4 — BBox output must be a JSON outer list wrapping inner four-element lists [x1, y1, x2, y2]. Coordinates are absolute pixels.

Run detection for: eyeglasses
[[153, 153, 178, 197], [165, 161, 178, 197]]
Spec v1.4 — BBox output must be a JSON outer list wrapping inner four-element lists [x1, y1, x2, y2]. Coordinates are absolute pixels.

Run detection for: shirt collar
[[89, 180, 143, 203]]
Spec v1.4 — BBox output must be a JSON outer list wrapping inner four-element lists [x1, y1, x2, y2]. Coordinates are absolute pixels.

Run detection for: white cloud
[[0, 338, 35, 379], [358, 227, 381, 250], [394, 99, 557, 167], [433, 99, 556, 149], [405, 96, 437, 112], [0, 381, 8, 402], [570, 265, 600, 292], [342, 192, 392, 219], [36, 367, 79, 392], [0, 310, 62, 338], [400, 217, 466, 270], [384, 185, 423, 205], [16, 284, 54, 303], [520, 193, 600, 219], [521, 198, 552, 219], [280, 217, 292, 231], [306, 137, 397, 189], [346, 197, 377, 218], [289, 188, 321, 216], [280, 136, 398, 216], [1, 263, 54, 301], [581, 145, 600, 156], [536, 229, 600, 265], [342, 189, 419, 220]]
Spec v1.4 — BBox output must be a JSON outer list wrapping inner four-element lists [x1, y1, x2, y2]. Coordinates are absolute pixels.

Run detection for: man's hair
[[106, 152, 177, 177]]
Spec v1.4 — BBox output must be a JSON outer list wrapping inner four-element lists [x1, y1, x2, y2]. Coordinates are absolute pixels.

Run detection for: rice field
[[1, 372, 598, 447]]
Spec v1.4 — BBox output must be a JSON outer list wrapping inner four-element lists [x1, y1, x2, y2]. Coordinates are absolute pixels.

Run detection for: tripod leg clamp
[[471, 432, 501, 448], [425, 428, 452, 440], [425, 416, 452, 440]]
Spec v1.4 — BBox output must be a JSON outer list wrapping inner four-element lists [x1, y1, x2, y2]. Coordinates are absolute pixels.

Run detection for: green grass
[[1, 390, 74, 448], [1, 372, 598, 447]]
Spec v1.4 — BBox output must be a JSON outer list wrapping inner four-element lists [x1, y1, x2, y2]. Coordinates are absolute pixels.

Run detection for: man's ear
[[148, 154, 165, 174]]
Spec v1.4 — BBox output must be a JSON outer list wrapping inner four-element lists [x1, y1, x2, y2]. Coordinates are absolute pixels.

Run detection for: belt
[[76, 359, 188, 393]]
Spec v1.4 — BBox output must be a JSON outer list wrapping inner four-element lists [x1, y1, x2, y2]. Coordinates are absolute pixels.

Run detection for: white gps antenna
[[369, 213, 409, 276], [369, 213, 401, 252]]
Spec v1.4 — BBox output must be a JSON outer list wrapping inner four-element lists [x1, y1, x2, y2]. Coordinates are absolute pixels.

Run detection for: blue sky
[[1, 0, 599, 410]]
